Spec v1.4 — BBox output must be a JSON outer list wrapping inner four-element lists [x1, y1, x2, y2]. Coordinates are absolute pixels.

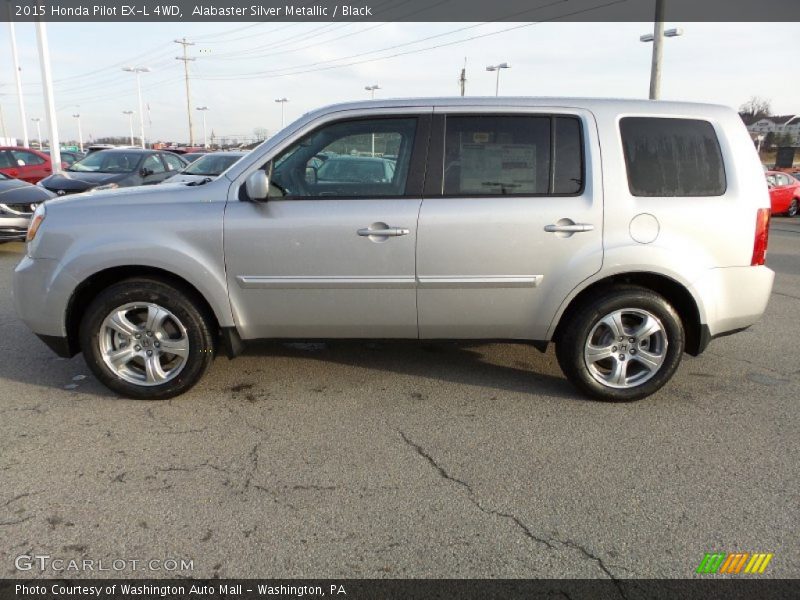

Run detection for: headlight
[[26, 203, 46, 242], [92, 183, 119, 191]]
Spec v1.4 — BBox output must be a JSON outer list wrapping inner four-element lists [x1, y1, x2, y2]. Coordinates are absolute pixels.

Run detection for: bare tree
[[739, 97, 772, 122]]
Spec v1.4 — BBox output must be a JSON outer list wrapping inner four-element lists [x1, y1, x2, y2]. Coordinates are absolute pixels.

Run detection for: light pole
[[31, 117, 42, 150], [72, 113, 83, 153], [122, 110, 135, 146], [36, 21, 61, 169], [122, 66, 151, 148], [364, 84, 380, 100], [364, 86, 380, 155], [274, 98, 288, 128], [196, 105, 209, 148], [0, 103, 7, 142], [7, 19, 30, 148], [780, 115, 799, 146], [486, 63, 511, 96], [640, 0, 683, 100]]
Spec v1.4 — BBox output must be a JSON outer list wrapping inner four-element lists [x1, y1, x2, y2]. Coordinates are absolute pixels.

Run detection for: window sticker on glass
[[473, 132, 490, 143], [459, 143, 537, 194]]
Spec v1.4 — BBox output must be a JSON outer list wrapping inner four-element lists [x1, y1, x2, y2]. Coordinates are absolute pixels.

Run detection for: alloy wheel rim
[[583, 308, 668, 389], [99, 302, 189, 386]]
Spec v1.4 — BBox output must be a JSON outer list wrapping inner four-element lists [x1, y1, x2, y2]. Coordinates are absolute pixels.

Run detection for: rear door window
[[441, 115, 584, 196], [620, 117, 726, 197]]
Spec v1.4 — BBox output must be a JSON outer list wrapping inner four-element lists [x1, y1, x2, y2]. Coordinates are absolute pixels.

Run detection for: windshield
[[183, 154, 242, 176], [69, 152, 141, 173]]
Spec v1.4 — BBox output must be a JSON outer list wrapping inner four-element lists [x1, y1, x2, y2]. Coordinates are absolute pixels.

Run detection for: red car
[[0, 146, 64, 184], [766, 171, 800, 217]]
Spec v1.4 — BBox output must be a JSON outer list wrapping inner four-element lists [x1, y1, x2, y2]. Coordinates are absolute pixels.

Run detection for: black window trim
[[426, 113, 587, 199], [618, 115, 728, 198], [256, 113, 432, 202]]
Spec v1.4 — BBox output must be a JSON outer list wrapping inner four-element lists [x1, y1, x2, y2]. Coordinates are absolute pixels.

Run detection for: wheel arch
[[550, 271, 706, 356], [64, 265, 223, 357]]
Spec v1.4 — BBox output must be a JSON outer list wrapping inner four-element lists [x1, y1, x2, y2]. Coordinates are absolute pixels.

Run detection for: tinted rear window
[[620, 117, 726, 197]]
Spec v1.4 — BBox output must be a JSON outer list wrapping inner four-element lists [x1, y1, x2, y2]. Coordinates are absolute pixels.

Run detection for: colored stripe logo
[[697, 552, 773, 574]]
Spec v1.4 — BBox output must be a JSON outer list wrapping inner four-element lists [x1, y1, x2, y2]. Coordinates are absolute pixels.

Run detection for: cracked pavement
[[1, 218, 798, 579]]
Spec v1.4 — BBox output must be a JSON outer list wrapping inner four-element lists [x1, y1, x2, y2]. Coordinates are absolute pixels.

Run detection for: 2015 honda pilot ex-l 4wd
[[14, 98, 774, 401]]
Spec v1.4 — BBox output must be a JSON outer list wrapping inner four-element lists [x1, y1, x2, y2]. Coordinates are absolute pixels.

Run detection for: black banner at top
[[3, 0, 800, 22]]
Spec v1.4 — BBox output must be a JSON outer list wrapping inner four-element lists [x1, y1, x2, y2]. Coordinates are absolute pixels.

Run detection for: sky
[[0, 20, 796, 145]]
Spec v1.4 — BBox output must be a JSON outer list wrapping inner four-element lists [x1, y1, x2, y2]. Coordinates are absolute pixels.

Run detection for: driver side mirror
[[140, 167, 153, 178], [246, 170, 269, 202]]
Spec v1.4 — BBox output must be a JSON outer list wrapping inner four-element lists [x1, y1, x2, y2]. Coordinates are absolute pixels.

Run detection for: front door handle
[[357, 227, 410, 237], [544, 223, 594, 233]]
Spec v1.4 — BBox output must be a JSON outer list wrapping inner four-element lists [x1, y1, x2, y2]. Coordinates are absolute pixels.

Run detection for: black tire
[[789, 199, 799, 218], [79, 277, 215, 400], [555, 285, 685, 402]]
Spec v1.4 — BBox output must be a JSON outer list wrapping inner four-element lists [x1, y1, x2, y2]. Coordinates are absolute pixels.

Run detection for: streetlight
[[640, 0, 683, 100], [781, 115, 799, 146], [31, 117, 42, 150], [196, 105, 209, 148], [122, 66, 151, 148], [364, 84, 380, 99], [72, 113, 83, 153], [274, 98, 288, 128], [122, 110, 135, 146], [364, 86, 381, 155], [486, 63, 511, 96]]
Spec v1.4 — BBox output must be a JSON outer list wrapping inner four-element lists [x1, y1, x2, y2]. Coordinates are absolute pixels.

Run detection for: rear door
[[416, 108, 603, 340]]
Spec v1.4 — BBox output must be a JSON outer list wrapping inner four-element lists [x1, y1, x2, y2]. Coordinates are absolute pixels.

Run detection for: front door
[[416, 110, 603, 340], [224, 113, 430, 339]]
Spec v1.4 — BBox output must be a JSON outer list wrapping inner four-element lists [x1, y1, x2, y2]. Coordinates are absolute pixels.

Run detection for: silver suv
[[13, 98, 774, 401]]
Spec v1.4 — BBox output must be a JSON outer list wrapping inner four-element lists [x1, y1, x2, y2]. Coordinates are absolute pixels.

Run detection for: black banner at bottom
[[1, 579, 799, 600]]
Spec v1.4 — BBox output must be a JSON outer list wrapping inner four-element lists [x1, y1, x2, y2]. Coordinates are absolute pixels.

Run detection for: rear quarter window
[[620, 117, 726, 197]]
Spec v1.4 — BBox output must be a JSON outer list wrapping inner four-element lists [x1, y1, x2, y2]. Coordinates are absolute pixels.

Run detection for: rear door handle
[[358, 227, 410, 237], [544, 223, 594, 233]]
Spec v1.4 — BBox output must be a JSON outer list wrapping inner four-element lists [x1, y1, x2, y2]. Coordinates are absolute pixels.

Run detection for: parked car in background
[[43, 149, 85, 167], [14, 98, 774, 402], [0, 146, 65, 184], [765, 171, 800, 216], [162, 151, 246, 184], [0, 171, 55, 241], [179, 152, 207, 164], [38, 149, 188, 195]]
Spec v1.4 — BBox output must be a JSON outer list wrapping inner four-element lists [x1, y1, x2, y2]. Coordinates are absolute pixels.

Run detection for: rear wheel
[[556, 286, 685, 401], [79, 278, 215, 399], [789, 199, 799, 217]]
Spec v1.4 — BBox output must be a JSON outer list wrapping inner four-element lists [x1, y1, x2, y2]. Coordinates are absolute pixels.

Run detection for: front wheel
[[79, 278, 215, 399], [556, 286, 685, 402], [789, 199, 799, 218]]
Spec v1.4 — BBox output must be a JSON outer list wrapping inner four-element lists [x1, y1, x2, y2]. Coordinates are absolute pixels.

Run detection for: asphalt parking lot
[[1, 219, 798, 581]]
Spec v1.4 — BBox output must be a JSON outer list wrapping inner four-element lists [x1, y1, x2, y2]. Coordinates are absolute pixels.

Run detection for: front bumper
[[0, 216, 31, 241], [13, 255, 79, 354]]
